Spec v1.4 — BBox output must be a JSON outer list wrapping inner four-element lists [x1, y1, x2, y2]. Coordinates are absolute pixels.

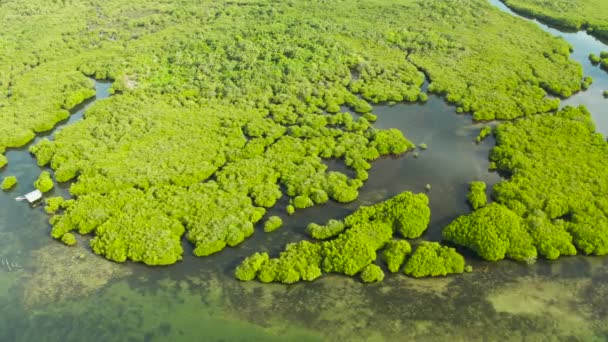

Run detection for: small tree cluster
[[467, 181, 487, 210], [1, 176, 17, 191], [403, 242, 466, 278]]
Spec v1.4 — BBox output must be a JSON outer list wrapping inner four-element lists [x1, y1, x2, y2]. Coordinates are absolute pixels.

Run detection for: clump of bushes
[[307, 219, 345, 239], [476, 126, 492, 143], [403, 242, 465, 278], [589, 53, 601, 64], [263, 216, 283, 233], [60, 233, 77, 246], [236, 191, 437, 283], [467, 181, 487, 210], [1, 176, 17, 191], [45, 197, 65, 214], [360, 264, 385, 283], [443, 203, 537, 262], [382, 240, 412, 273], [34, 171, 54, 193], [235, 252, 270, 281], [581, 76, 593, 90]]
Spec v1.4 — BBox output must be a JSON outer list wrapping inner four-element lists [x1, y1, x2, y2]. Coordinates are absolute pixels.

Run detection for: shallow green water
[[2, 2, 608, 341]]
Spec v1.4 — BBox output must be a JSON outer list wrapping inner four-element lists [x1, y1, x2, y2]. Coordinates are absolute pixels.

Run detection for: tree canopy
[[445, 106, 608, 261]]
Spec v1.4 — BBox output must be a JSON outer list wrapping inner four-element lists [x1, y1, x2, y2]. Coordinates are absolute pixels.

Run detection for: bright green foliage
[[293, 196, 314, 209], [256, 241, 324, 284], [590, 54, 601, 64], [252, 222, 392, 284], [443, 203, 537, 262], [382, 240, 412, 273], [286, 205, 295, 215], [604, 90, 608, 98], [360, 264, 385, 283], [582, 76, 593, 90], [1, 176, 17, 191], [34, 171, 54, 193], [502, 0, 608, 41], [447, 106, 608, 262], [0, 0, 584, 157], [403, 242, 466, 278], [0, 155, 6, 168], [263, 216, 283, 233], [345, 192, 431, 238], [321, 222, 393, 276], [60, 233, 77, 246], [490, 106, 608, 257], [0, 0, 589, 266], [362, 113, 378, 122], [370, 129, 415, 155], [467, 181, 487, 210], [29, 139, 56, 167], [307, 220, 345, 240], [235, 252, 270, 281], [45, 197, 65, 214], [476, 126, 492, 143], [241, 191, 430, 283]]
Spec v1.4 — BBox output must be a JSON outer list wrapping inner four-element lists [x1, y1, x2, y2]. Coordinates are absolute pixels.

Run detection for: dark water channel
[[1, 2, 608, 340]]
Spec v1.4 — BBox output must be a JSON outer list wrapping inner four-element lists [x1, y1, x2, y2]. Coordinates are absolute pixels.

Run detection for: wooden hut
[[15, 190, 43, 205]]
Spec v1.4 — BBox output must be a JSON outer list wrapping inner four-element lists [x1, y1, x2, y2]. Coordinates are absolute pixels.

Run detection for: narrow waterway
[[489, 0, 608, 135]]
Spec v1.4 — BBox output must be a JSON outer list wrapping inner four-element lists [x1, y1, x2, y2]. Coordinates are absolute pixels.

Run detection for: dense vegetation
[[360, 264, 385, 283], [0, 0, 590, 266], [501, 0, 608, 40], [34, 171, 54, 193], [443, 203, 538, 262], [236, 191, 469, 283], [253, 192, 428, 283], [467, 181, 488, 210], [476, 126, 492, 143], [263, 216, 283, 233], [382, 240, 412, 273], [1, 176, 17, 191], [445, 106, 608, 261], [403, 242, 466, 278]]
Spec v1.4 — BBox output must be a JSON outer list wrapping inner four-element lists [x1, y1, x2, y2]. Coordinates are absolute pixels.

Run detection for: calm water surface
[[1, 3, 608, 340]]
